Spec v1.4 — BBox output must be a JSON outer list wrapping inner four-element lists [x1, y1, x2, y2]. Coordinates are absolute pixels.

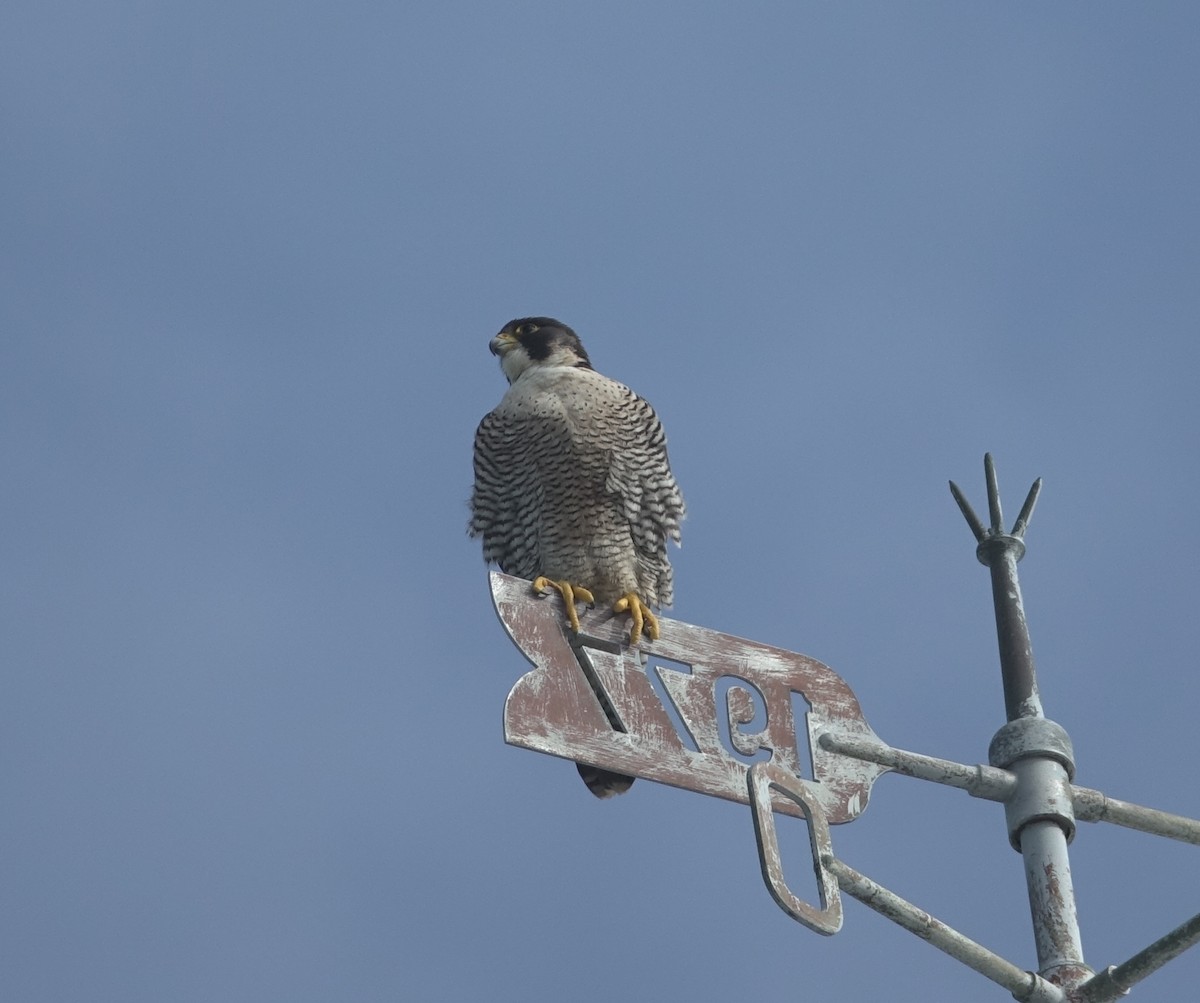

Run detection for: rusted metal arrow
[[491, 569, 888, 823]]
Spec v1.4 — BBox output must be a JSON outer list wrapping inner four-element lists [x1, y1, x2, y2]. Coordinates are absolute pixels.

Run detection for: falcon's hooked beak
[[490, 332, 517, 357]]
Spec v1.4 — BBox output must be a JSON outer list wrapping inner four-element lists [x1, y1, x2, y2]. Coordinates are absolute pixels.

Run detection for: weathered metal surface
[[995, 732, 1078, 850], [1072, 786, 1200, 845], [822, 730, 1200, 846], [748, 756, 1066, 1000], [951, 454, 1045, 721], [747, 762, 842, 935], [1018, 816, 1090, 989], [954, 455, 1091, 990], [1081, 911, 1200, 1002], [739, 455, 1200, 999], [492, 570, 888, 822], [823, 855, 1067, 1003], [989, 717, 1076, 778], [818, 731, 1017, 802]]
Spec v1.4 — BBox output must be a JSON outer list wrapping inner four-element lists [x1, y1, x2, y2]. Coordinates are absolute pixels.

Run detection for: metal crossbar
[[746, 455, 1200, 1000]]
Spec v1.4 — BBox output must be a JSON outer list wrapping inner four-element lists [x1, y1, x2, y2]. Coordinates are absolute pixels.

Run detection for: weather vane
[[488, 454, 1200, 1002]]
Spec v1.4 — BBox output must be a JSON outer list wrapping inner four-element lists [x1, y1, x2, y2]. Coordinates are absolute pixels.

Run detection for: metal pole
[[951, 455, 1091, 991], [986, 544, 1043, 720]]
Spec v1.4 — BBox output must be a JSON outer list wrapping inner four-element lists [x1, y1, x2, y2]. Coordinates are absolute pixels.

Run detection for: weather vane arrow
[[487, 454, 1200, 1002], [489, 569, 888, 824]]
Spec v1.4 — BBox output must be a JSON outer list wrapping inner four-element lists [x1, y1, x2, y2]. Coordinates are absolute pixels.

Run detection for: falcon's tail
[[576, 763, 635, 798]]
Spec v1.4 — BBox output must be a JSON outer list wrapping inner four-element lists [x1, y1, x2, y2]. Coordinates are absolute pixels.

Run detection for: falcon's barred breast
[[470, 317, 686, 797]]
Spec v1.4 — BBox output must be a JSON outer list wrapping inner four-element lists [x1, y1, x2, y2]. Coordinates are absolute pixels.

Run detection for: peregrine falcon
[[470, 317, 686, 797]]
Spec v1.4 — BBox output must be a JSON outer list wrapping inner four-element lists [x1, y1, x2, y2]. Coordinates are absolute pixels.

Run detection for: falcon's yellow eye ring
[[514, 323, 537, 337]]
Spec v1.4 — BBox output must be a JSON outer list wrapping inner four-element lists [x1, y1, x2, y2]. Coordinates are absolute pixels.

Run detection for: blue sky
[[4, 3, 1199, 1000]]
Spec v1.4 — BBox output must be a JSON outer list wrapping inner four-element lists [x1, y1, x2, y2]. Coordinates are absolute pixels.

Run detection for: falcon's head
[[490, 317, 593, 384]]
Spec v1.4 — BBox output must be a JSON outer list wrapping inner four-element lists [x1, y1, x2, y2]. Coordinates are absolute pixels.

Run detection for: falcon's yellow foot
[[613, 593, 659, 646], [532, 577, 595, 634]]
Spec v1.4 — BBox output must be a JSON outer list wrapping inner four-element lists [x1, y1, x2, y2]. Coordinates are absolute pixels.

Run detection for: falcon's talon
[[532, 576, 593, 634], [614, 592, 659, 646]]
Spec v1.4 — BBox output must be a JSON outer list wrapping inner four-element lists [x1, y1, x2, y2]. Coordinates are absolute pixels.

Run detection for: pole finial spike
[[949, 479, 987, 542], [984, 453, 1004, 533], [951, 455, 1043, 556], [1011, 478, 1043, 539]]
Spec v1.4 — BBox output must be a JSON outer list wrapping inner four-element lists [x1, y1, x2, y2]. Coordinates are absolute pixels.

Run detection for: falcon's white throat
[[497, 344, 530, 384], [493, 339, 583, 385]]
